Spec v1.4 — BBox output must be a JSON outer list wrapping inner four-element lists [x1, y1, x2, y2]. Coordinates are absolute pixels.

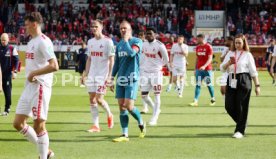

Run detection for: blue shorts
[[195, 70, 213, 86], [115, 81, 138, 100]]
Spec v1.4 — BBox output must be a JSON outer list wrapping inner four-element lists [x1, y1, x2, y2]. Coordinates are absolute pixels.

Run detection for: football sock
[[90, 103, 99, 127], [120, 110, 129, 136], [37, 131, 49, 159], [100, 100, 112, 117], [20, 125, 38, 145], [129, 107, 143, 125]]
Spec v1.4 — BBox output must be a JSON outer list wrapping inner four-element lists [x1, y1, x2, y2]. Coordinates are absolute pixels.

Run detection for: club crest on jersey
[[100, 44, 103, 48], [118, 51, 128, 57]]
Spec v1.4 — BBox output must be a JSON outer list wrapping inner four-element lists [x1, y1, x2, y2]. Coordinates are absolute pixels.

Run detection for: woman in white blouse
[[220, 34, 260, 139]]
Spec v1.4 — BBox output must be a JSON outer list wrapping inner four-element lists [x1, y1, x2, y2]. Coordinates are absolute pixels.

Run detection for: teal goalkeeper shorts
[[195, 70, 213, 86], [115, 81, 138, 100]]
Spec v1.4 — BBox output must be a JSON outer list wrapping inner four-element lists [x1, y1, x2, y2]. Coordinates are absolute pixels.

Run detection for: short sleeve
[[106, 39, 115, 56], [273, 46, 276, 57], [39, 40, 56, 61], [207, 44, 213, 56], [183, 44, 188, 53], [170, 44, 175, 54], [12, 47, 19, 56]]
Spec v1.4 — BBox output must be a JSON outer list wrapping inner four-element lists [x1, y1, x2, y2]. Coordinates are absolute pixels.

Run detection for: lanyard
[[234, 51, 243, 78]]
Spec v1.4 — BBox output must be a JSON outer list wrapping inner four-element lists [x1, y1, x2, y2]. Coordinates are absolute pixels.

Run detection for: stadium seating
[[1, 0, 275, 45]]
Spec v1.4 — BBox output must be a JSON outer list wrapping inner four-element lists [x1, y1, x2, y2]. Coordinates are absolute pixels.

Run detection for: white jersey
[[273, 45, 276, 57], [221, 47, 230, 57], [141, 39, 169, 72], [171, 43, 188, 67], [25, 34, 56, 87], [87, 36, 115, 80]]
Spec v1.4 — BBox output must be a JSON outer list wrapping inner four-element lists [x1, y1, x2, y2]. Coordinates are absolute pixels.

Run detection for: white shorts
[[220, 72, 229, 86], [86, 78, 107, 94], [16, 82, 52, 120], [140, 71, 163, 93], [172, 66, 186, 77]]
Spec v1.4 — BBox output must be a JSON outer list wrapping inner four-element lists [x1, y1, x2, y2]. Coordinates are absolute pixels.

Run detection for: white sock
[[142, 100, 148, 110], [179, 79, 184, 94], [154, 94, 161, 117], [90, 104, 99, 127], [37, 131, 49, 159], [100, 100, 112, 117], [167, 84, 172, 89], [20, 125, 38, 145], [176, 80, 180, 89], [142, 95, 154, 110]]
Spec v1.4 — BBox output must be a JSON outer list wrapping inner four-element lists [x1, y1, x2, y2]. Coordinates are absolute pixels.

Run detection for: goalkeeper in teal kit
[[110, 21, 146, 142]]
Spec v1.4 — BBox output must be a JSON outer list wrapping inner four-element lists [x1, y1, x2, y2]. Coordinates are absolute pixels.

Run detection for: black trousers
[[225, 73, 252, 134], [2, 75, 12, 112]]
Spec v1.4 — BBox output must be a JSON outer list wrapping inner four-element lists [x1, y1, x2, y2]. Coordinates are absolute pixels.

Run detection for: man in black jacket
[[0, 33, 19, 116], [76, 42, 88, 87]]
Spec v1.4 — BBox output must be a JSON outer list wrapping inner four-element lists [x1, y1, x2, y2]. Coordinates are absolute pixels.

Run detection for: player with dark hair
[[189, 34, 215, 106], [140, 27, 170, 125], [13, 12, 58, 159]]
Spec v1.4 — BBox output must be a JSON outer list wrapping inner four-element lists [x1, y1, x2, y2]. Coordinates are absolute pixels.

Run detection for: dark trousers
[[225, 73, 252, 134], [2, 75, 12, 112]]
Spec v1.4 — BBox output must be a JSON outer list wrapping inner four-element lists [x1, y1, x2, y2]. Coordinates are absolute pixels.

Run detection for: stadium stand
[[0, 0, 275, 45]]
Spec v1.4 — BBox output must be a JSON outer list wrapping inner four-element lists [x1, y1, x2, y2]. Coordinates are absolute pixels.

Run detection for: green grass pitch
[[0, 70, 276, 159]]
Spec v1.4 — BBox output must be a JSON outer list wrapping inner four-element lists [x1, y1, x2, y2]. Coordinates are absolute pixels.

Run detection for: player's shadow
[[48, 110, 89, 113], [0, 130, 17, 132], [0, 138, 108, 142], [148, 132, 276, 139], [46, 122, 91, 125], [156, 125, 276, 128], [160, 112, 225, 115]]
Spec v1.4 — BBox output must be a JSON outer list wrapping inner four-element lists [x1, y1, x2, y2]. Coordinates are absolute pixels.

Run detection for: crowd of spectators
[[226, 0, 275, 45], [0, 0, 275, 46]]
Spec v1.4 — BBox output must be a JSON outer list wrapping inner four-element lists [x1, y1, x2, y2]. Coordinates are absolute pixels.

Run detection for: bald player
[[0, 33, 19, 116], [111, 20, 146, 142]]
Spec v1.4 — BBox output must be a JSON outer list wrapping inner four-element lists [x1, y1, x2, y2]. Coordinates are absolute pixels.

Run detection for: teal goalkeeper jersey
[[112, 37, 142, 82]]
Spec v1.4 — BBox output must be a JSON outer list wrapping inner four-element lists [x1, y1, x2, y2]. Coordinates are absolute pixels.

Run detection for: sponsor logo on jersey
[[91, 52, 103, 57], [197, 52, 206, 56], [174, 52, 184, 55], [26, 52, 34, 59], [118, 51, 128, 57], [144, 53, 156, 58]]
